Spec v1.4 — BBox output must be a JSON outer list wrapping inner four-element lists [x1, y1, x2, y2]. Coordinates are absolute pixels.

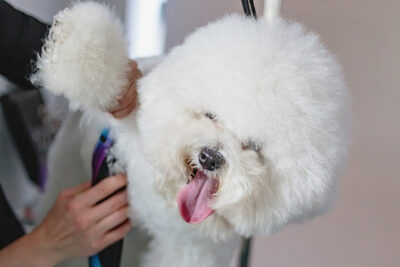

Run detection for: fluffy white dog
[[33, 2, 349, 267]]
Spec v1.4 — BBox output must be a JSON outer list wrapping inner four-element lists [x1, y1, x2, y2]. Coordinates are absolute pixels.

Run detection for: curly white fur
[[34, 2, 349, 267], [137, 15, 349, 237], [31, 2, 129, 112]]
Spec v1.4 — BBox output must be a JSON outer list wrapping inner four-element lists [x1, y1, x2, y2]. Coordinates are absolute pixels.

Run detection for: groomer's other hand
[[33, 175, 131, 264], [110, 60, 142, 118]]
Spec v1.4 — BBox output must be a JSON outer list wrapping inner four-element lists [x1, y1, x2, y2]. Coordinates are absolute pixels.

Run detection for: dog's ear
[[31, 2, 129, 113]]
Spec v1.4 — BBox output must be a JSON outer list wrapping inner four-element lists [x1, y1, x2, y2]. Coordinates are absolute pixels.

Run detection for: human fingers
[[73, 175, 127, 208], [128, 60, 142, 80], [129, 60, 142, 76], [110, 60, 142, 118], [86, 189, 128, 224], [110, 87, 137, 118], [94, 205, 130, 234], [98, 220, 132, 250], [59, 182, 91, 199]]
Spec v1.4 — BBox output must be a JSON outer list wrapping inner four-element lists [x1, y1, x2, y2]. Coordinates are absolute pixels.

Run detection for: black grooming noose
[[241, 0, 257, 18], [239, 2, 256, 267]]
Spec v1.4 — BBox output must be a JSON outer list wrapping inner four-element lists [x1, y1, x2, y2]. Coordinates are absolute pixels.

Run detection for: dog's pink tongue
[[177, 171, 218, 224]]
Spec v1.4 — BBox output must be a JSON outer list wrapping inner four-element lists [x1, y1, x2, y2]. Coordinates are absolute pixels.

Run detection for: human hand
[[32, 175, 131, 265], [109, 60, 143, 118]]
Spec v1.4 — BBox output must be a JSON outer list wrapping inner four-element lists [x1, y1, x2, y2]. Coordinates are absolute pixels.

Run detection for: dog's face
[[137, 15, 348, 239]]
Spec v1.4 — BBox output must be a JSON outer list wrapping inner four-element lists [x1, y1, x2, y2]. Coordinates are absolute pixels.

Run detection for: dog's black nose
[[198, 147, 224, 171]]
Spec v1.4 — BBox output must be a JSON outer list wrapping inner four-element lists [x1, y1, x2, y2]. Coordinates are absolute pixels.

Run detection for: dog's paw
[[32, 1, 129, 112]]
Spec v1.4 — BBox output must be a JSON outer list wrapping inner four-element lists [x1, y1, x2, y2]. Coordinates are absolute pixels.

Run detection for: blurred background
[[0, 0, 399, 266]]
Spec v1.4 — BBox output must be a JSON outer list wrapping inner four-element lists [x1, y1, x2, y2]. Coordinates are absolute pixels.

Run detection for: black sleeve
[[0, 1, 49, 89], [0, 184, 25, 249]]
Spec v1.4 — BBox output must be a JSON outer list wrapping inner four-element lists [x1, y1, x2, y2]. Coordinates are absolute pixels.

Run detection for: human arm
[[0, 175, 131, 267]]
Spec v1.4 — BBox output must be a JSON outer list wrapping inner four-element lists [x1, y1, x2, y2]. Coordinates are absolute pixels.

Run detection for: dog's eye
[[204, 112, 217, 121], [241, 140, 262, 153]]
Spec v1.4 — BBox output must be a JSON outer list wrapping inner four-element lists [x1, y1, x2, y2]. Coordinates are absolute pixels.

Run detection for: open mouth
[[177, 163, 219, 224]]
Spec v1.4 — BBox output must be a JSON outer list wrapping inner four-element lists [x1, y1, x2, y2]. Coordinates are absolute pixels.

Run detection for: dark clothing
[[0, 0, 49, 89], [0, 1, 49, 249], [0, 185, 25, 249]]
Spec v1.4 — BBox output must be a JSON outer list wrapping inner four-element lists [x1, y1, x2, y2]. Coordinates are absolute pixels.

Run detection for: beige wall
[[165, 1, 400, 266], [165, 0, 263, 50], [252, 1, 400, 266]]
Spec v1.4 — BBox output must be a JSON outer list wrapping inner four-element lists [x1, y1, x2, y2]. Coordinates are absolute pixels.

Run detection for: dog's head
[[137, 15, 349, 238]]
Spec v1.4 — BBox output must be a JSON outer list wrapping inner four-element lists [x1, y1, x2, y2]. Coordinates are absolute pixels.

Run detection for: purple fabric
[[39, 164, 47, 192], [91, 128, 113, 184]]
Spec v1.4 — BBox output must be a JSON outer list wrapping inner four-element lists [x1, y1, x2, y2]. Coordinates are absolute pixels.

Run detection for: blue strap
[[89, 254, 102, 267]]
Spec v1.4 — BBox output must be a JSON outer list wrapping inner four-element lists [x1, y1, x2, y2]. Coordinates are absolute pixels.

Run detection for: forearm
[[0, 227, 60, 267]]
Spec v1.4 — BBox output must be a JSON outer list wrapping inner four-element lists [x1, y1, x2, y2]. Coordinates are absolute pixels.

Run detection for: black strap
[[91, 157, 124, 267], [239, 238, 252, 267], [241, 0, 257, 18], [248, 0, 257, 18]]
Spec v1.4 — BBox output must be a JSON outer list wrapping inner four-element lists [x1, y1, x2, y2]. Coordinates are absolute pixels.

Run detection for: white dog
[[33, 2, 349, 267]]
